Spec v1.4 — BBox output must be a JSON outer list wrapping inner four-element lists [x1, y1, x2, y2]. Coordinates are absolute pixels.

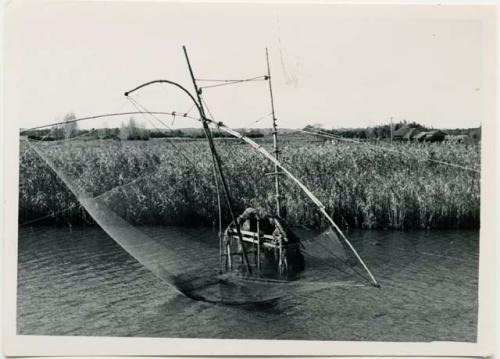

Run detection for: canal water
[[17, 226, 478, 341]]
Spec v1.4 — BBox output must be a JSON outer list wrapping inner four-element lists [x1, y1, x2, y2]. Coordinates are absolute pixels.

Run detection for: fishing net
[[19, 112, 372, 305]]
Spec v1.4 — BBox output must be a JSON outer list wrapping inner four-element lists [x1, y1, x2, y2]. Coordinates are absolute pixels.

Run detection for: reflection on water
[[17, 226, 478, 341]]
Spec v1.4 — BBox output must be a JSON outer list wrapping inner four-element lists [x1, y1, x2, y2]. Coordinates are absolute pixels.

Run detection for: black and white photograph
[[2, 1, 496, 356]]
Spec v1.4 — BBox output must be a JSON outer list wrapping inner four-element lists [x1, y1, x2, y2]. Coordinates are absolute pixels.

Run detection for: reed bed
[[19, 137, 480, 230]]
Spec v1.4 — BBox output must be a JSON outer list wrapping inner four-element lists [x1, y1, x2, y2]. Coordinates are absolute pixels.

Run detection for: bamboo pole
[[206, 121, 380, 287], [182, 46, 252, 274], [266, 48, 281, 217], [257, 220, 261, 274], [123, 50, 379, 286]]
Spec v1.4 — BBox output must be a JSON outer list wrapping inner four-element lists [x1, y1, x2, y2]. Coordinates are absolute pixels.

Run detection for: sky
[[4, 1, 495, 130]]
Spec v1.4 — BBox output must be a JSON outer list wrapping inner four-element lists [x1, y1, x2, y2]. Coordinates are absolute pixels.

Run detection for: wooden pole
[[123, 50, 379, 286], [205, 121, 380, 287], [257, 220, 261, 274], [227, 244, 232, 271], [266, 48, 281, 217], [390, 116, 394, 143], [182, 46, 252, 274]]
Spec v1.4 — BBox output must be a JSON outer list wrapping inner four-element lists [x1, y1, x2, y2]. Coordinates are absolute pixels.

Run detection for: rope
[[23, 111, 192, 132], [127, 96, 198, 125], [196, 75, 268, 83], [198, 96, 224, 245], [22, 102, 207, 226], [245, 112, 273, 127], [200, 97, 231, 147], [212, 150, 223, 272], [302, 129, 480, 174], [184, 103, 196, 117], [199, 75, 268, 90], [20, 203, 80, 226], [23, 97, 204, 227], [20, 164, 158, 226], [21, 136, 165, 226], [126, 97, 198, 168], [200, 97, 215, 120]]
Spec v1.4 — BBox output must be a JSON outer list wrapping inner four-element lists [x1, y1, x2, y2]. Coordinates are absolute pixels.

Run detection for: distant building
[[393, 126, 416, 140], [393, 126, 446, 142], [445, 134, 469, 143], [413, 132, 427, 141], [403, 128, 419, 141], [419, 130, 446, 142]]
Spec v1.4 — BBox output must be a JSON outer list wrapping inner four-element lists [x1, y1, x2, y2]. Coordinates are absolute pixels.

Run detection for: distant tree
[[128, 117, 138, 138], [245, 129, 264, 138], [119, 121, 129, 140], [63, 112, 78, 139], [97, 121, 107, 139], [50, 126, 64, 140], [303, 124, 320, 132], [110, 128, 120, 139], [365, 127, 375, 139], [119, 117, 149, 140]]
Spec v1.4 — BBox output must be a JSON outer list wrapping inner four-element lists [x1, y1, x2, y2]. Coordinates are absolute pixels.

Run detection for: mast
[[266, 48, 281, 217], [182, 46, 252, 274]]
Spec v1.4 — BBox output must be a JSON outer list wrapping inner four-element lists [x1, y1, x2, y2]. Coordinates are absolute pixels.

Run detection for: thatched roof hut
[[422, 130, 446, 142], [413, 132, 427, 141], [393, 126, 414, 140]]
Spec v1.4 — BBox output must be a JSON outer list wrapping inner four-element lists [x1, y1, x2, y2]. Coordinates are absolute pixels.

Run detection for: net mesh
[[21, 126, 369, 304]]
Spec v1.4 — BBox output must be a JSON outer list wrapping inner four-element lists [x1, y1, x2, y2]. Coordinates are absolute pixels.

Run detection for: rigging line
[[200, 96, 235, 152], [184, 103, 196, 116], [245, 112, 273, 127], [196, 95, 234, 270], [127, 96, 183, 135], [36, 123, 63, 141], [20, 202, 80, 226], [199, 79, 268, 90], [211, 147, 223, 272], [92, 166, 163, 200], [206, 121, 379, 286], [302, 129, 480, 174], [23, 100, 183, 227], [319, 129, 481, 173], [23, 111, 189, 132], [197, 96, 224, 252], [126, 97, 198, 168], [127, 96, 174, 129], [199, 76, 269, 90], [127, 97, 167, 131], [21, 137, 164, 226], [212, 161, 222, 236], [20, 165, 163, 227], [127, 97, 188, 135], [199, 98, 230, 142], [113, 96, 130, 114], [199, 97, 227, 144], [128, 99, 190, 153], [196, 75, 269, 83], [200, 97, 215, 120], [28, 131, 101, 144], [301, 247, 366, 281], [25, 108, 200, 226], [128, 95, 198, 124]]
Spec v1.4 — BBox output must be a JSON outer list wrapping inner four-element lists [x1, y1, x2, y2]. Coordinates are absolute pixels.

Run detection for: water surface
[[17, 226, 478, 341]]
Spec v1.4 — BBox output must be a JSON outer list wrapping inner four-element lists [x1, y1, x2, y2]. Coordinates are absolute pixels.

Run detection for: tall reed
[[18, 138, 480, 230]]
